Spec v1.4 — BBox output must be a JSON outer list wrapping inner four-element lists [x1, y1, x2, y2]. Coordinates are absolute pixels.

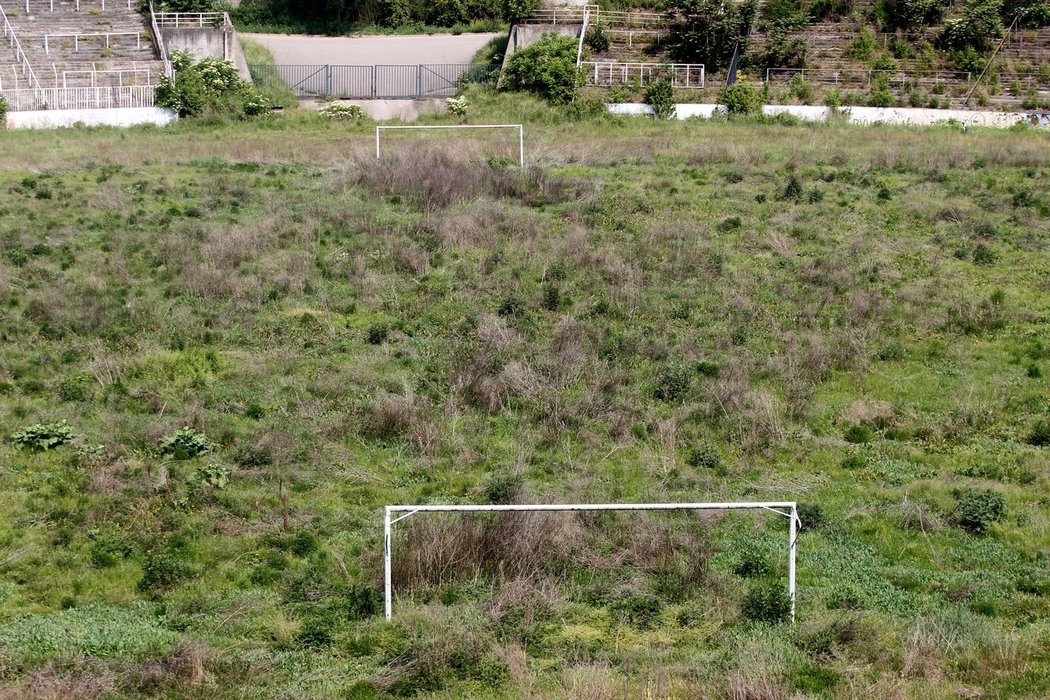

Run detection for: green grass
[[0, 91, 1047, 697]]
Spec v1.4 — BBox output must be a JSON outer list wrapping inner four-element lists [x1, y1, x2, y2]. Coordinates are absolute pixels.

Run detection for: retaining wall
[[608, 103, 1043, 128], [7, 107, 178, 129]]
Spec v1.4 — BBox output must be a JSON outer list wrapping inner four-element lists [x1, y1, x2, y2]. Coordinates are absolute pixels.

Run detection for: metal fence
[[1, 85, 155, 111], [583, 61, 705, 89], [248, 64, 499, 100], [765, 68, 973, 89]]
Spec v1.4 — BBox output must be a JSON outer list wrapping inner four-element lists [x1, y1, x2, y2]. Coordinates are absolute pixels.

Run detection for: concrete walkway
[[242, 33, 500, 66]]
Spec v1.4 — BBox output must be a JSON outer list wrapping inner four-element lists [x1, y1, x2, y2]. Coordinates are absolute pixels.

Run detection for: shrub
[[1026, 418, 1050, 446], [654, 361, 692, 401], [797, 502, 824, 529], [741, 581, 791, 623], [0, 94, 7, 125], [668, 0, 759, 71], [88, 526, 135, 568], [503, 0, 539, 20], [734, 542, 773, 577], [845, 29, 877, 61], [783, 174, 804, 200], [445, 95, 468, 117], [719, 83, 763, 115], [843, 424, 875, 444], [159, 427, 213, 459], [939, 0, 1004, 53], [156, 50, 269, 118], [366, 322, 390, 345], [188, 463, 230, 490], [138, 550, 191, 593], [11, 421, 76, 451], [686, 442, 721, 470], [953, 488, 1006, 534], [612, 592, 663, 629], [502, 33, 582, 104], [585, 23, 610, 53], [319, 103, 367, 121], [645, 77, 676, 119]]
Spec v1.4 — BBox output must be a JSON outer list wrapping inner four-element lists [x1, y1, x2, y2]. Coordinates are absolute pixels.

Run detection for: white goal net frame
[[383, 501, 800, 621], [374, 124, 525, 167]]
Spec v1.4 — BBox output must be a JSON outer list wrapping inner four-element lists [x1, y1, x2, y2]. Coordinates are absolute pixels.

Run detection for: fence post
[[417, 64, 422, 99], [325, 65, 332, 97]]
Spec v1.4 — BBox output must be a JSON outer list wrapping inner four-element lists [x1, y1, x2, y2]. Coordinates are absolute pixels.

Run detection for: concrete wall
[[161, 27, 251, 82], [501, 23, 582, 74], [7, 107, 177, 129], [608, 103, 1041, 129]]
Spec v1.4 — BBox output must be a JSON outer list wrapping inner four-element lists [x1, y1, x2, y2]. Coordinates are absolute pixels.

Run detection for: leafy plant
[[741, 581, 792, 623], [319, 103, 367, 121], [953, 488, 1006, 534], [645, 77, 676, 119], [159, 427, 213, 459], [719, 83, 763, 115], [1026, 418, 1050, 446], [667, 0, 759, 71], [502, 33, 583, 105], [445, 95, 469, 117], [156, 50, 269, 118], [654, 361, 692, 401], [188, 464, 231, 490], [585, 23, 610, 53], [10, 421, 76, 451]]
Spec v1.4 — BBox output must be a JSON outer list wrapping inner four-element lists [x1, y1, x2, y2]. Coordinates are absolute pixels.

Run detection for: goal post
[[383, 501, 800, 621], [374, 124, 525, 167]]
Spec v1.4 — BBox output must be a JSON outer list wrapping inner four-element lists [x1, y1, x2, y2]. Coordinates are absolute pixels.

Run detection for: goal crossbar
[[374, 124, 525, 167], [383, 500, 800, 621]]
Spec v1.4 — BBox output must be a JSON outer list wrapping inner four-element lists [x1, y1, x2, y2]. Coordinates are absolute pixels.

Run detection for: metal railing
[[765, 67, 972, 87], [249, 63, 500, 100], [44, 31, 144, 54], [583, 61, 705, 88], [154, 12, 225, 28], [526, 4, 668, 28], [58, 67, 154, 88], [1, 2, 42, 90], [147, 1, 173, 78], [1, 84, 155, 110], [23, 0, 132, 10]]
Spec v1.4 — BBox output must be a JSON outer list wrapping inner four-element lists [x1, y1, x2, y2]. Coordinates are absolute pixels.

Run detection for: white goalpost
[[374, 124, 525, 167], [383, 501, 800, 621]]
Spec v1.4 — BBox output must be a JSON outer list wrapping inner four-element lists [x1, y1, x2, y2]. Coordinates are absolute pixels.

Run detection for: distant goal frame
[[383, 501, 800, 621], [374, 124, 525, 167]]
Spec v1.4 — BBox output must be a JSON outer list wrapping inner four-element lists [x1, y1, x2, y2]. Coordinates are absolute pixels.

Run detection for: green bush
[[0, 94, 7, 126], [10, 421, 76, 451], [138, 550, 191, 592], [1026, 418, 1050, 446], [741, 581, 792, 623], [585, 23, 610, 53], [654, 361, 692, 401], [686, 442, 721, 470], [733, 542, 774, 577], [843, 424, 875, 444], [612, 592, 663, 629], [645, 77, 676, 119], [502, 33, 582, 104], [953, 488, 1006, 534], [719, 83, 763, 115], [319, 103, 367, 121], [156, 50, 269, 118], [939, 0, 1004, 53], [668, 0, 759, 71], [503, 0, 539, 20], [159, 426, 213, 459]]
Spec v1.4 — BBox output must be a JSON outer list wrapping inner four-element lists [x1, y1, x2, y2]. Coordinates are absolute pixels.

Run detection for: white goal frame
[[374, 124, 525, 167], [383, 501, 800, 621]]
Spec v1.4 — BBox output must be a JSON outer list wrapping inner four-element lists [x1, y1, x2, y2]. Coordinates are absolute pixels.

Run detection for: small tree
[[502, 33, 583, 104], [645, 77, 676, 119], [667, 0, 759, 72], [503, 0, 540, 20], [0, 93, 7, 126], [719, 83, 763, 115]]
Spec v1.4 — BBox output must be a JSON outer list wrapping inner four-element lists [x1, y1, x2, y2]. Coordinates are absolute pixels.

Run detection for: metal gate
[[248, 64, 499, 100]]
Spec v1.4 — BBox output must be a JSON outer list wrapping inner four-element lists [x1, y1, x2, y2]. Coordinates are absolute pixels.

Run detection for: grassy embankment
[[0, 93, 1048, 698]]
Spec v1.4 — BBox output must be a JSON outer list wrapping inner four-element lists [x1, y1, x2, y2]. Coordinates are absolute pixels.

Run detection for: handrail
[[147, 0, 172, 78], [1, 2, 42, 90], [154, 12, 225, 28], [583, 61, 705, 88]]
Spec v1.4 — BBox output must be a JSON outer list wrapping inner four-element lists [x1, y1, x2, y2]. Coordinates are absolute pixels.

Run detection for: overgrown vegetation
[[156, 50, 269, 119], [501, 33, 582, 104], [0, 92, 1047, 698]]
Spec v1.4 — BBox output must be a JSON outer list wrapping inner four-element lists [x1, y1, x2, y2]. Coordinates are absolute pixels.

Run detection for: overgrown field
[[0, 98, 1048, 698]]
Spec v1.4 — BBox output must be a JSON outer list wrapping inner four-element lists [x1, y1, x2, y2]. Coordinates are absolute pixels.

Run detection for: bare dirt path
[[242, 33, 500, 66]]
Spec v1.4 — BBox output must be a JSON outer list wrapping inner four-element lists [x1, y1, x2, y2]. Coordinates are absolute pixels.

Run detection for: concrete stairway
[[0, 0, 163, 94]]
